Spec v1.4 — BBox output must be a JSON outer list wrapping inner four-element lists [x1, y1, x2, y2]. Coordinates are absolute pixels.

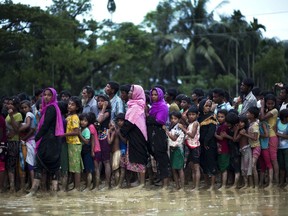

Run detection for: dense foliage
[[0, 0, 287, 97]]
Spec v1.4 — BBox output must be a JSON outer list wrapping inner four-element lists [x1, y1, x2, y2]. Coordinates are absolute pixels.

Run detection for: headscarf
[[125, 85, 147, 140], [198, 98, 216, 124], [149, 87, 168, 125], [36, 87, 64, 150]]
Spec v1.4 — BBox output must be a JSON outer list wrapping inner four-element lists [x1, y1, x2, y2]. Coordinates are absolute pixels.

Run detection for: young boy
[[234, 115, 252, 190], [214, 109, 229, 190], [164, 111, 185, 190], [240, 107, 261, 189], [222, 111, 241, 189], [114, 113, 128, 188]]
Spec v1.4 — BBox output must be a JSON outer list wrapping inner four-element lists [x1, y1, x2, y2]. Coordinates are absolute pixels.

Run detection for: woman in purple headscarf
[[147, 87, 169, 189], [28, 88, 64, 195]]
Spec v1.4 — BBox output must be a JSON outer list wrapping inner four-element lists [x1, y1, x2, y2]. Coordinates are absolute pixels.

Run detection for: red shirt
[[216, 123, 229, 154]]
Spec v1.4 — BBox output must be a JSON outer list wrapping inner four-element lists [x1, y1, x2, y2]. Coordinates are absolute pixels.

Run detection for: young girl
[[86, 112, 100, 190], [63, 96, 83, 192], [179, 106, 201, 191], [18, 100, 37, 191], [107, 120, 121, 187], [95, 94, 111, 190], [241, 107, 261, 189], [214, 109, 230, 191], [234, 116, 252, 190], [276, 109, 288, 187], [115, 113, 127, 188], [260, 94, 279, 185], [5, 96, 23, 192], [259, 120, 273, 188], [198, 99, 218, 191], [164, 111, 185, 191], [78, 113, 93, 191]]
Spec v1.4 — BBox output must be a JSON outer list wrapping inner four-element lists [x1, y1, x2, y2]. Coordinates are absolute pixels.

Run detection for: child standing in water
[[115, 113, 127, 188], [179, 106, 201, 191], [63, 96, 83, 192], [18, 100, 37, 191], [214, 109, 230, 191], [164, 111, 185, 191], [241, 107, 261, 189], [260, 94, 279, 185], [78, 113, 93, 191], [107, 120, 121, 187], [222, 112, 241, 189], [234, 116, 252, 190], [5, 96, 23, 192], [258, 120, 273, 188]]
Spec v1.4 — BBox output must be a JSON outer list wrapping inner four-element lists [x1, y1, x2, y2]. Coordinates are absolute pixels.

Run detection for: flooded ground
[[0, 185, 287, 215]]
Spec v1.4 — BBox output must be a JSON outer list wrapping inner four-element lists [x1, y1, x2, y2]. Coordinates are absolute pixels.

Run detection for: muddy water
[[0, 186, 287, 215]]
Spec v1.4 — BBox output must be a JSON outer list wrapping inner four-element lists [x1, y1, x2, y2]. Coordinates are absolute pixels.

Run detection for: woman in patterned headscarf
[[147, 87, 169, 189], [28, 87, 64, 195]]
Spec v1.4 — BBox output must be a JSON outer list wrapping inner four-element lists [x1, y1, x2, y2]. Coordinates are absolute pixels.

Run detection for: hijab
[[198, 98, 216, 124], [36, 87, 64, 150], [125, 85, 147, 140], [149, 87, 168, 125]]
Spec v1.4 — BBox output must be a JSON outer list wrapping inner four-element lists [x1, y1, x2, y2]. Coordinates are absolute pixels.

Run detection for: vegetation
[[0, 0, 287, 97]]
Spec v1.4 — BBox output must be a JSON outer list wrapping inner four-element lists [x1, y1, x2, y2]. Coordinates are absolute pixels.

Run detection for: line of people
[[0, 78, 288, 196]]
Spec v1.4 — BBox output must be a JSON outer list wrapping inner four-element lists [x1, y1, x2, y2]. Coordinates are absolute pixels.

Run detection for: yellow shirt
[[66, 114, 80, 144], [267, 108, 278, 137], [5, 112, 23, 141], [248, 121, 260, 148]]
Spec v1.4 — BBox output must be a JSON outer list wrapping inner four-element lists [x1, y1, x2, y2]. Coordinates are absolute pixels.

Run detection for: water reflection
[[0, 187, 287, 215]]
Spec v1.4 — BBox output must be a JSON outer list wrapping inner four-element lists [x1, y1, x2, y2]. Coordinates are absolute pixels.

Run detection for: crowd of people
[[0, 78, 288, 196]]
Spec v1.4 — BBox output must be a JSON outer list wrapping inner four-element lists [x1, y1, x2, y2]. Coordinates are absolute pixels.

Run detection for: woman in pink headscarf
[[120, 84, 148, 187], [28, 88, 64, 195]]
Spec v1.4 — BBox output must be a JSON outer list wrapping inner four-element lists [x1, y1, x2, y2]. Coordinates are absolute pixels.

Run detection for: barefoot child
[[241, 107, 261, 189], [259, 120, 273, 188], [214, 109, 229, 190], [179, 106, 201, 191], [164, 111, 185, 190], [79, 113, 93, 191], [115, 113, 128, 188], [107, 120, 121, 187], [63, 96, 83, 191], [221, 112, 241, 189], [234, 116, 252, 189]]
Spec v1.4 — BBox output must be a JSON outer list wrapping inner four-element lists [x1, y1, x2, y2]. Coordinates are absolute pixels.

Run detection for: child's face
[[21, 103, 30, 114], [226, 122, 232, 129], [97, 97, 106, 109], [246, 111, 253, 120], [187, 112, 198, 123], [170, 115, 180, 125], [7, 100, 15, 111], [180, 100, 189, 110], [239, 121, 245, 129], [80, 118, 89, 128], [266, 99, 275, 110], [117, 119, 124, 127], [203, 100, 212, 113], [67, 100, 78, 113], [217, 113, 226, 124]]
